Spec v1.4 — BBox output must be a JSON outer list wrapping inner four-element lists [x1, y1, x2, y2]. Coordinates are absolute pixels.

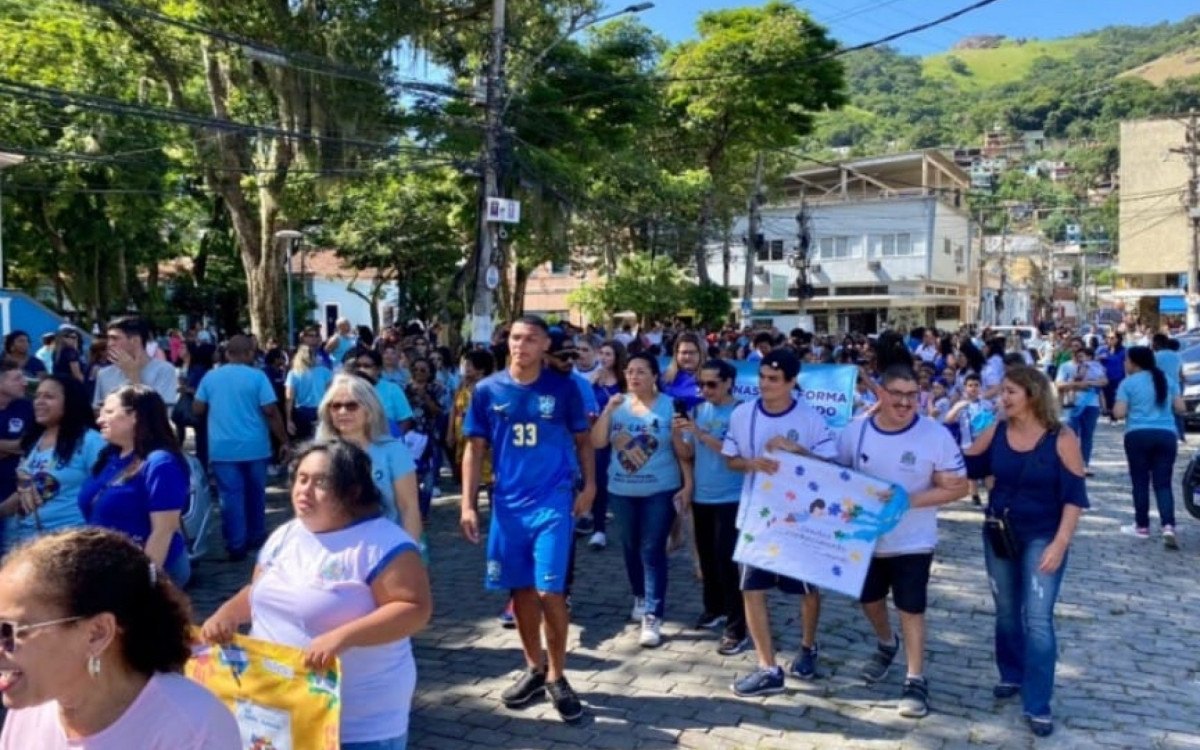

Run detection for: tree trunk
[[694, 191, 715, 284], [512, 264, 530, 320]]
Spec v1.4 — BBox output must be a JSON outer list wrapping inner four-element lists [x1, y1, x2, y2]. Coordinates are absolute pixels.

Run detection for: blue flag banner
[[730, 362, 858, 429]]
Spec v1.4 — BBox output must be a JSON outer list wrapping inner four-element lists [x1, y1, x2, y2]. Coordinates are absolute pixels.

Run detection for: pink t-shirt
[[0, 672, 240, 749]]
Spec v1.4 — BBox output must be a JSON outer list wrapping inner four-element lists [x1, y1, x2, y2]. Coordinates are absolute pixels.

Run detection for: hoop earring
[[87, 654, 101, 678]]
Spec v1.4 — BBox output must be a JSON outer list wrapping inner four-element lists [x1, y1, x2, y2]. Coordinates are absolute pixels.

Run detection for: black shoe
[[694, 611, 727, 630], [501, 668, 546, 708], [1026, 716, 1054, 737], [861, 634, 899, 683], [574, 514, 595, 537], [547, 677, 583, 723], [971, 493, 982, 506], [898, 676, 930, 718], [992, 682, 1020, 699]]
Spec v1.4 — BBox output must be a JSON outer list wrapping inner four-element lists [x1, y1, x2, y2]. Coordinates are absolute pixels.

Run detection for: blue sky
[[622, 0, 1199, 55]]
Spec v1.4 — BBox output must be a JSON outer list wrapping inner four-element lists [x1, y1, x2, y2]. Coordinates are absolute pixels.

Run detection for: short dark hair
[[753, 332, 775, 346], [511, 315, 550, 335], [880, 364, 917, 387], [3, 330, 29, 353], [464, 349, 495, 375], [628, 352, 661, 378], [107, 316, 150, 346], [347, 347, 382, 368], [291, 439, 383, 518], [4, 528, 193, 676], [964, 372, 982, 385], [700, 359, 736, 383]]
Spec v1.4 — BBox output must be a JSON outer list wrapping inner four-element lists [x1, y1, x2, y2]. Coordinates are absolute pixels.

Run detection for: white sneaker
[[1120, 524, 1150, 539], [630, 597, 646, 622], [639, 614, 662, 648], [588, 531, 607, 550]]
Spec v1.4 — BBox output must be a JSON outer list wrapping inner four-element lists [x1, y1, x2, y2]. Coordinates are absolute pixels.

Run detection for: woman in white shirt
[[201, 440, 432, 750]]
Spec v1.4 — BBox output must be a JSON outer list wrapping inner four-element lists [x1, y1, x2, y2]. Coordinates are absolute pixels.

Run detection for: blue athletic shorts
[[486, 493, 575, 594]]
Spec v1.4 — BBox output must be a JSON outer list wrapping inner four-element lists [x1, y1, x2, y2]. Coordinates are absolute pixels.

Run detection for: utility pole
[[471, 0, 506, 344], [1174, 109, 1200, 330], [742, 152, 765, 320]]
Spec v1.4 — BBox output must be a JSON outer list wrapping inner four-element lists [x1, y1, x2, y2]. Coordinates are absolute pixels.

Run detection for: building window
[[757, 239, 785, 262], [878, 232, 915, 258], [816, 236, 860, 260], [550, 258, 569, 274]]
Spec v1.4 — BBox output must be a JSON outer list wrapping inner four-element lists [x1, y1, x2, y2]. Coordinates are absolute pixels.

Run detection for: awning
[[1159, 296, 1187, 314]]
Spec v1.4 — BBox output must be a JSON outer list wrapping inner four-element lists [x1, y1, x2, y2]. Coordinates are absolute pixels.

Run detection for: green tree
[[660, 2, 846, 282], [687, 281, 733, 328], [568, 252, 687, 326]]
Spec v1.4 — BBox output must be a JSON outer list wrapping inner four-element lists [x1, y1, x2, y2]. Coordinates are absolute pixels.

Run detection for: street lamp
[[275, 229, 303, 347]]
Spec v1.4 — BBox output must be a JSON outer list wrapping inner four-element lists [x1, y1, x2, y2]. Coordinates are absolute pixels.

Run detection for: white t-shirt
[[92, 359, 179, 408], [250, 517, 420, 743], [0, 672, 240, 750], [721, 397, 838, 510], [836, 415, 965, 555]]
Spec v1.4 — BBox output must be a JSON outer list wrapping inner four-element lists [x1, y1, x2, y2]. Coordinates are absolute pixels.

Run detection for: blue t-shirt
[[330, 335, 357, 366], [79, 450, 188, 572], [607, 394, 681, 497], [285, 366, 333, 409], [1116, 370, 1179, 435], [0, 399, 33, 501], [365, 438, 417, 524], [6, 429, 106, 545], [376, 380, 414, 426], [195, 364, 277, 462], [687, 400, 742, 504], [463, 368, 588, 515], [1155, 349, 1183, 381]]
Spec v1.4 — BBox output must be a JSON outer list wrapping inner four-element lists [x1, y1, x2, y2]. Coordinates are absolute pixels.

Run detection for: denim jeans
[[211, 459, 269, 554], [610, 489, 678, 619], [592, 447, 612, 534], [342, 734, 406, 750], [1068, 405, 1100, 467], [1124, 428, 1177, 529], [984, 533, 1068, 719]]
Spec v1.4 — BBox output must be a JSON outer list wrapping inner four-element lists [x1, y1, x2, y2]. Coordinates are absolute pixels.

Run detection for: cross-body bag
[[984, 428, 1051, 559]]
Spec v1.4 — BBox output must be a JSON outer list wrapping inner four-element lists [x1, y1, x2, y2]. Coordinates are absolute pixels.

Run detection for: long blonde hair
[[1004, 365, 1061, 432], [291, 344, 316, 374]]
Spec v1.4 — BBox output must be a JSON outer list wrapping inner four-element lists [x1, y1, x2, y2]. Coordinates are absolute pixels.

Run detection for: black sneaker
[[788, 643, 821, 680], [898, 676, 929, 718], [501, 668, 546, 708], [574, 514, 595, 537], [861, 634, 899, 683], [694, 611, 727, 630], [1026, 716, 1053, 737], [547, 677, 583, 723], [992, 682, 1020, 699]]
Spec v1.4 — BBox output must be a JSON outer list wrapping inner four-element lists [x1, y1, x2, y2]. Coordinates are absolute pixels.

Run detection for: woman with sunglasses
[[78, 385, 192, 587], [50, 327, 84, 384], [202, 440, 431, 750], [317, 373, 422, 543], [591, 353, 691, 648], [0, 528, 240, 748], [672, 359, 747, 655], [1, 377, 104, 546]]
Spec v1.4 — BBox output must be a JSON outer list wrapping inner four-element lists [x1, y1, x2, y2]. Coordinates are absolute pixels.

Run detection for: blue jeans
[[592, 447, 612, 534], [211, 459, 269, 554], [984, 534, 1068, 720], [1124, 428, 1177, 529], [610, 489, 678, 619], [1068, 405, 1100, 467], [343, 735, 406, 750]]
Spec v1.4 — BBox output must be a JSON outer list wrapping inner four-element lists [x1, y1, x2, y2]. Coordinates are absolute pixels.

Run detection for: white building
[[299, 249, 401, 336], [708, 150, 974, 335]]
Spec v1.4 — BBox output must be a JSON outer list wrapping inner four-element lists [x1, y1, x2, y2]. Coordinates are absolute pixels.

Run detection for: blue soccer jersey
[[464, 368, 588, 515]]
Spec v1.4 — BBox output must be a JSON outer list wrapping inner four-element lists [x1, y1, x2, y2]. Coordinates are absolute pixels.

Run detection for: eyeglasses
[[699, 380, 723, 389], [328, 401, 361, 412], [0, 616, 84, 653], [884, 389, 920, 403]]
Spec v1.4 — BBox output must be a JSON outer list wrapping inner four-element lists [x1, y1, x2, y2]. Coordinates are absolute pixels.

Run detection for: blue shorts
[[487, 497, 574, 594]]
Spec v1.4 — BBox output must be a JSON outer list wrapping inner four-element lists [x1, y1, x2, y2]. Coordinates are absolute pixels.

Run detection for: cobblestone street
[[188, 421, 1200, 749]]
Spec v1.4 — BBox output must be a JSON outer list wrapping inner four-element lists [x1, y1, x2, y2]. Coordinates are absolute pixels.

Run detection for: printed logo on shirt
[[538, 395, 556, 419], [786, 429, 799, 443], [900, 451, 917, 467], [7, 418, 23, 434], [318, 558, 348, 583]]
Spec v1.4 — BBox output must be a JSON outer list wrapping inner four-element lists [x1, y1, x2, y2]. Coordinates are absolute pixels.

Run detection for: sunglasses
[[0, 616, 83, 653], [699, 380, 724, 389], [328, 401, 361, 412]]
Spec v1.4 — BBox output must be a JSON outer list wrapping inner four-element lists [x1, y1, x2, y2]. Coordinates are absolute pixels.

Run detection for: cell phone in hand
[[673, 398, 689, 418]]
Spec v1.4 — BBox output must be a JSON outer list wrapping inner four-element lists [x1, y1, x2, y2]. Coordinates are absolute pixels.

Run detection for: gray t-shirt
[[92, 358, 179, 409]]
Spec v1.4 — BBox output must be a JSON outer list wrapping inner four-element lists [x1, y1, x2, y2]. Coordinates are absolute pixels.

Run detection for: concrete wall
[[1119, 119, 1192, 276], [307, 277, 400, 336]]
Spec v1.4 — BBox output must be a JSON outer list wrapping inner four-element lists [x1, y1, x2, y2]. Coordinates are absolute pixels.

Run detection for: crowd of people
[[0, 310, 1185, 746]]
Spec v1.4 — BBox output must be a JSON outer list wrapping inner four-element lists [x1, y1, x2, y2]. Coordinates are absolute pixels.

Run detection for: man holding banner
[[722, 348, 839, 697], [835, 365, 967, 719]]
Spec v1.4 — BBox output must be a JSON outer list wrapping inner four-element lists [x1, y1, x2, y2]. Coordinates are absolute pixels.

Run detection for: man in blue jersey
[[461, 316, 596, 723]]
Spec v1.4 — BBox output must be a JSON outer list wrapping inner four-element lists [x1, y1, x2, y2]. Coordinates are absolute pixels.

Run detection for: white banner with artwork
[[733, 451, 909, 599]]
